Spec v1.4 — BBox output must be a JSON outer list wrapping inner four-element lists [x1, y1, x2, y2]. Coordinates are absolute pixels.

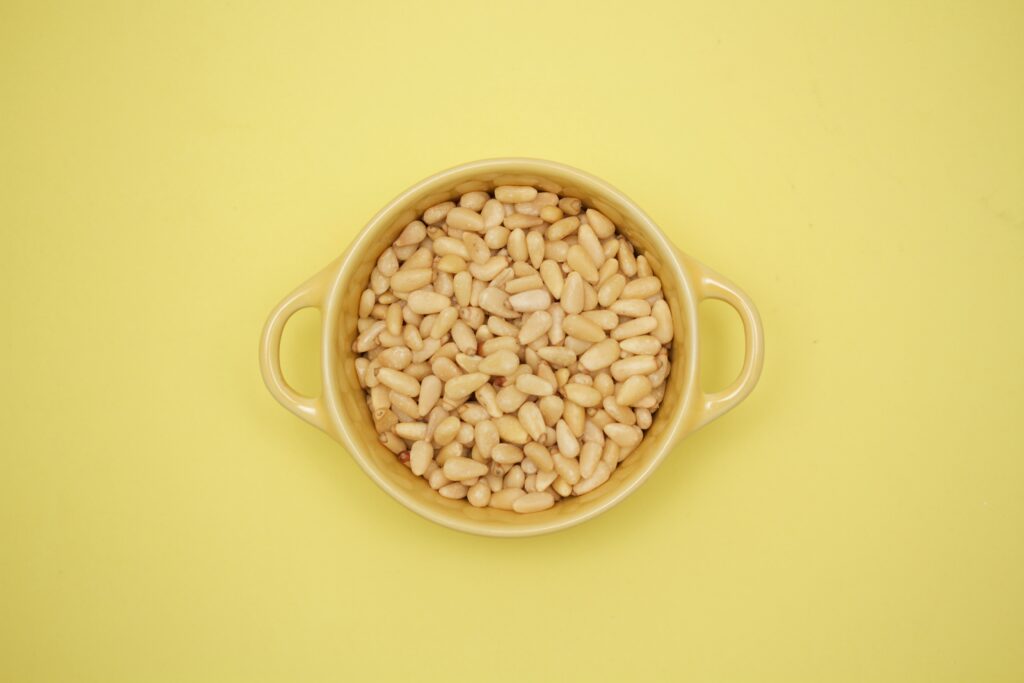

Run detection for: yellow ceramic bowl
[[260, 159, 764, 537]]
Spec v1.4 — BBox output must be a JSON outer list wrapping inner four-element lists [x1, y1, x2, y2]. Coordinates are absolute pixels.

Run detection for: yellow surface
[[1, 0, 1022, 680]]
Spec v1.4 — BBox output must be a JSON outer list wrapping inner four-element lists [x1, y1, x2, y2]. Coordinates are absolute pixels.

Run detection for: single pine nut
[[563, 400, 585, 436], [575, 338, 617, 372], [507, 228, 527, 262], [495, 415, 530, 444], [481, 199, 505, 228], [478, 349, 519, 376], [610, 355, 658, 382], [616, 375, 653, 407], [604, 423, 643, 448], [443, 456, 488, 480], [553, 451, 581, 485], [523, 441, 554, 472], [474, 419, 499, 455], [578, 225, 606, 268], [555, 419, 580, 458], [423, 201, 455, 225], [504, 213, 544, 230], [410, 440, 433, 476], [540, 260, 565, 298], [446, 207, 485, 232], [495, 385, 527, 413], [433, 415, 461, 446], [489, 488, 526, 510], [377, 367, 420, 397], [622, 276, 661, 299], [536, 346, 576, 367], [574, 461, 611, 495], [467, 481, 491, 507], [517, 310, 552, 345], [479, 287, 516, 318], [503, 465, 526, 489], [547, 216, 580, 240], [610, 298, 651, 317], [508, 288, 552, 313], [439, 482, 468, 499], [354, 321, 386, 352], [407, 291, 450, 314], [515, 374, 554, 396], [602, 395, 636, 425], [636, 255, 653, 277], [377, 248, 399, 276], [538, 396, 564, 426], [567, 245, 600, 283], [558, 197, 582, 215], [651, 300, 673, 343], [394, 421, 428, 441], [505, 274, 544, 294], [560, 272, 584, 314], [540, 205, 563, 222], [612, 316, 658, 340], [396, 220, 427, 247], [562, 314, 606, 343], [597, 274, 626, 307], [418, 375, 443, 416], [518, 402, 546, 442], [563, 383, 603, 408], [619, 335, 661, 355], [495, 185, 537, 203], [585, 209, 615, 238], [579, 442, 602, 479], [513, 491, 555, 513], [444, 373, 489, 400]]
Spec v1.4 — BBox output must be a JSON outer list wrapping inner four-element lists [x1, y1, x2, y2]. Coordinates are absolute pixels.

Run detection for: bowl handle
[[677, 249, 765, 433], [259, 266, 333, 434]]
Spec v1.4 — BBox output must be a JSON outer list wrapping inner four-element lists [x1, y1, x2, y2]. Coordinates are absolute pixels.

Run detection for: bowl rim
[[319, 158, 700, 536]]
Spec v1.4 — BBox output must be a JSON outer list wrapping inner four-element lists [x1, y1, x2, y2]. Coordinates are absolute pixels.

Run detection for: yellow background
[[2, 0, 1023, 680]]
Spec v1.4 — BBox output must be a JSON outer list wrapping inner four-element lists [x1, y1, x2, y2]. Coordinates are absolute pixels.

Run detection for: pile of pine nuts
[[354, 185, 673, 513]]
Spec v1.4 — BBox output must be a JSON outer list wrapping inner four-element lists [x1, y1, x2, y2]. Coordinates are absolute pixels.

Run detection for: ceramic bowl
[[260, 158, 764, 536]]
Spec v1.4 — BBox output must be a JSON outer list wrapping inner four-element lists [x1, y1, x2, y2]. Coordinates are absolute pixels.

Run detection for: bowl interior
[[326, 160, 697, 536]]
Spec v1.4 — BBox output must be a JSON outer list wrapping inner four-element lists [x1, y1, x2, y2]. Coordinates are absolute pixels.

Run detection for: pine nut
[[495, 186, 537, 203], [444, 373, 489, 400], [563, 314, 606, 343], [495, 415, 530, 444], [443, 456, 488, 481], [578, 225, 606, 268], [622, 276, 661, 299], [513, 491, 554, 513], [560, 272, 584, 314], [489, 488, 526, 510], [603, 423, 643, 448], [562, 383, 603, 408], [610, 298, 651, 317], [515, 374, 555, 396], [518, 402, 547, 442], [553, 451, 581, 485], [518, 310, 552, 345], [597, 274, 626, 307], [467, 481, 491, 507], [616, 375, 653, 407], [579, 441, 602, 479], [508, 288, 551, 313], [611, 316, 658, 340], [610, 355, 658, 381], [523, 441, 555, 472], [574, 461, 611, 495]]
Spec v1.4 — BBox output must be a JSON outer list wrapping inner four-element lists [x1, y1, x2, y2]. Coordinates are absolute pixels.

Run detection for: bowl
[[259, 158, 764, 536]]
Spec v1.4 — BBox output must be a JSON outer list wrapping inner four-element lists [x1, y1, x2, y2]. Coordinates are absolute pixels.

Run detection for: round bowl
[[259, 158, 764, 537]]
